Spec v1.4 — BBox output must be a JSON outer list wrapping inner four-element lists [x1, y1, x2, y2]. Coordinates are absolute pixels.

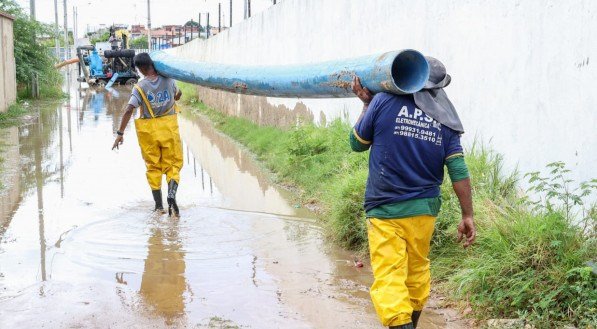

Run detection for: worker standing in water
[[112, 53, 183, 217], [350, 57, 476, 329]]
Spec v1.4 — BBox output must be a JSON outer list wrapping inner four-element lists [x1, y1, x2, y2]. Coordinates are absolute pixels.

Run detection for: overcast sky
[[16, 0, 277, 37]]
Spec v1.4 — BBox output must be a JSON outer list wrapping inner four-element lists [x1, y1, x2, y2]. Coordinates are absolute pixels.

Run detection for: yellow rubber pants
[[367, 216, 436, 327], [134, 114, 183, 190]]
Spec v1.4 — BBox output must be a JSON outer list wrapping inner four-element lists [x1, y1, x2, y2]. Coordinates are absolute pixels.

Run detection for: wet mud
[[0, 72, 469, 328]]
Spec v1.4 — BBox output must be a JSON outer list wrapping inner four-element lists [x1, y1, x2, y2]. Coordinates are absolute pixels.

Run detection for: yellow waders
[[133, 85, 183, 191], [367, 215, 436, 327]]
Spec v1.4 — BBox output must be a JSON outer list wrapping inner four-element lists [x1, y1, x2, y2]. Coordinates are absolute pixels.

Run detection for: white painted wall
[[171, 0, 596, 185]]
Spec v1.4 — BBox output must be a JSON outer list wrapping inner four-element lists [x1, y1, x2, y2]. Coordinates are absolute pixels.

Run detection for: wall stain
[[195, 86, 315, 128], [576, 57, 590, 69]]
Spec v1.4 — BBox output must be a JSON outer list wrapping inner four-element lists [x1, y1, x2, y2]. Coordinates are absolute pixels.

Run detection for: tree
[[0, 0, 61, 94], [90, 31, 110, 45], [130, 35, 148, 49]]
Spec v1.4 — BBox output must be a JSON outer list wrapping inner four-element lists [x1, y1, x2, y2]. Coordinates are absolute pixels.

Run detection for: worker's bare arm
[[174, 89, 182, 101], [452, 178, 476, 248], [111, 104, 136, 150], [351, 76, 373, 123]]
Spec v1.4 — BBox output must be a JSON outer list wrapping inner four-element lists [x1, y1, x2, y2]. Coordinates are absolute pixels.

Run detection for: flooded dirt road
[[0, 75, 466, 328]]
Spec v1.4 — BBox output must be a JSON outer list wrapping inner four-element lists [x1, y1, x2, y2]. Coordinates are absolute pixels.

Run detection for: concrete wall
[[170, 0, 596, 184], [0, 12, 17, 113]]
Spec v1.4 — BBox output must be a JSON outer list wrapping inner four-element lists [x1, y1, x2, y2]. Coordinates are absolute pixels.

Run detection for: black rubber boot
[[389, 323, 414, 329], [411, 311, 422, 328], [152, 189, 164, 211], [167, 180, 179, 217]]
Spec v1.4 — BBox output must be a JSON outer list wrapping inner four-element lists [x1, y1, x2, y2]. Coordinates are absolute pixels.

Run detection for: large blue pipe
[[150, 50, 429, 98]]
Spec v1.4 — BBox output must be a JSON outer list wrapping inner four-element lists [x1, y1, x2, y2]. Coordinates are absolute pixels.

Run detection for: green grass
[[0, 103, 28, 128], [432, 147, 596, 328], [178, 83, 596, 328], [17, 73, 66, 100]]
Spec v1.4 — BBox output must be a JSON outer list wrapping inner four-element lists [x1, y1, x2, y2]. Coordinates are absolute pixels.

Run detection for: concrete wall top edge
[[0, 11, 15, 20]]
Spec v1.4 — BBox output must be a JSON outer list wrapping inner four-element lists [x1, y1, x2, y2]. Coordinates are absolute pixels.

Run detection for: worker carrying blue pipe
[[350, 57, 476, 329], [112, 53, 183, 217]]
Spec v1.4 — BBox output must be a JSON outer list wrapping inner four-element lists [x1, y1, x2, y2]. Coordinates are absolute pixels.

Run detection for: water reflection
[[0, 126, 21, 239], [34, 114, 47, 283], [139, 218, 187, 325], [178, 113, 308, 217]]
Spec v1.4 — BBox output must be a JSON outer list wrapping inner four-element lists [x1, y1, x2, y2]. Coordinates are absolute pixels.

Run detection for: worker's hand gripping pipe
[[150, 50, 430, 98]]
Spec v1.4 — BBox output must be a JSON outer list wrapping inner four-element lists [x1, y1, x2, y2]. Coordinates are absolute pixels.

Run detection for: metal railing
[[130, 48, 150, 54], [51, 47, 75, 61]]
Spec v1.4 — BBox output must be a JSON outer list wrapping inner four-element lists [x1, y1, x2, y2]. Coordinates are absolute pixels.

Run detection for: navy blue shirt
[[353, 93, 463, 212]]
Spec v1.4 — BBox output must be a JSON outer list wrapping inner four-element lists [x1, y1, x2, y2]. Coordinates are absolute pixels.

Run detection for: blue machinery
[[88, 50, 104, 76], [150, 50, 430, 98]]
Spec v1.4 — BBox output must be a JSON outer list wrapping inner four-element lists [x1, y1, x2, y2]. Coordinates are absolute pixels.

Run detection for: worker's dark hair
[[133, 53, 155, 72]]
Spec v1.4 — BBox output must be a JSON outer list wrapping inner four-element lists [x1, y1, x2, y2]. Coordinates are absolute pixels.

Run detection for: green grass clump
[[0, 103, 27, 128], [178, 83, 596, 327], [433, 150, 596, 328]]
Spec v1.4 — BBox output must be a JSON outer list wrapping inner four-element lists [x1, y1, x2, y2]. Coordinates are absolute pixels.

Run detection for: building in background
[[0, 11, 16, 113], [130, 24, 147, 40]]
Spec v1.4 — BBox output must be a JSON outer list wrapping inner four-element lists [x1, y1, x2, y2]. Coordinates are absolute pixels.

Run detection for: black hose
[[104, 49, 136, 58]]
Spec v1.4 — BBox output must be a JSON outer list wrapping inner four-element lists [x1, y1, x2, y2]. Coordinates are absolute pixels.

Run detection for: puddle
[[0, 71, 466, 328]]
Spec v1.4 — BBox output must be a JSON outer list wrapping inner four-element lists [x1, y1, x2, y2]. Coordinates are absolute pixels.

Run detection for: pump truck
[[76, 46, 139, 87]]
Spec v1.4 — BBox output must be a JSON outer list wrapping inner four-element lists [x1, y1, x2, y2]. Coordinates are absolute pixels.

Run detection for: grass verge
[[0, 103, 29, 128], [178, 83, 596, 328]]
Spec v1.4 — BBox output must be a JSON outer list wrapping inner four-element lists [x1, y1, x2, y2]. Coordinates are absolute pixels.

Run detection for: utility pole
[[147, 0, 152, 50], [72, 6, 76, 48], [64, 0, 69, 59], [30, 0, 35, 19], [248, 0, 251, 17], [229, 0, 232, 27], [207, 13, 210, 39], [54, 0, 59, 59], [198, 14, 201, 39], [244, 0, 247, 19], [218, 3, 221, 32]]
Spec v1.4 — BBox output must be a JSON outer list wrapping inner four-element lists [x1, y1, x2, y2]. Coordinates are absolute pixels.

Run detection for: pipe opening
[[391, 50, 430, 94]]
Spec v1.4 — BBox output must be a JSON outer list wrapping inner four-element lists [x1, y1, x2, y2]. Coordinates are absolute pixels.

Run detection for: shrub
[[0, 0, 63, 99]]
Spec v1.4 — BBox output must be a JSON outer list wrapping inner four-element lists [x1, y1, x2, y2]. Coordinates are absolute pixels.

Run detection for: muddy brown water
[[0, 74, 466, 328]]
